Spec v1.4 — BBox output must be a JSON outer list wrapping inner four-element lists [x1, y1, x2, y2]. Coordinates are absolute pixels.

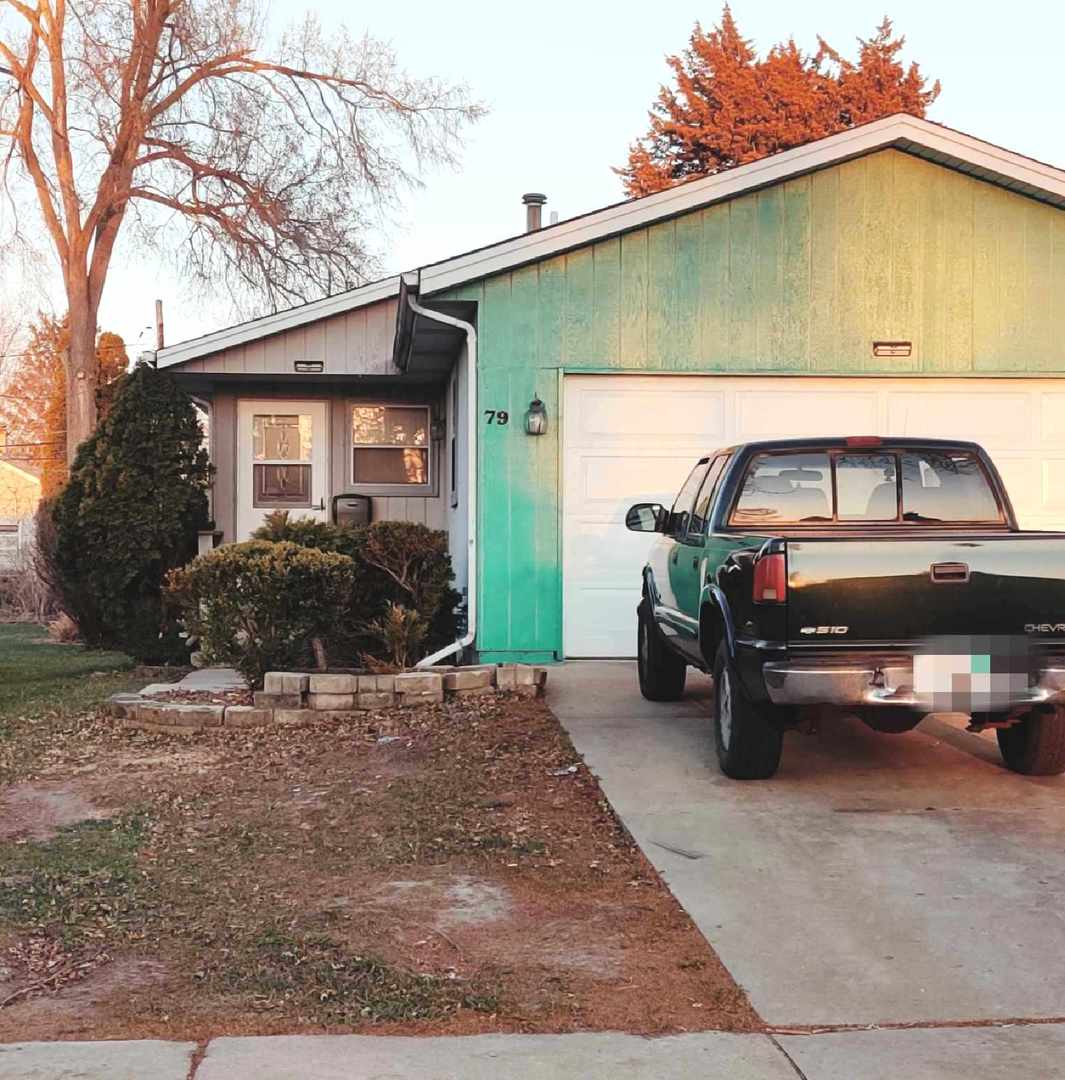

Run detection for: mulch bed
[[0, 690, 759, 1041], [143, 688, 254, 707]]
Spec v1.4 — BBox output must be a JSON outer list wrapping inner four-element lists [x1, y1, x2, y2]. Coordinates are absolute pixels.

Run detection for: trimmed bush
[[251, 513, 459, 662], [51, 364, 211, 662], [166, 540, 356, 688]]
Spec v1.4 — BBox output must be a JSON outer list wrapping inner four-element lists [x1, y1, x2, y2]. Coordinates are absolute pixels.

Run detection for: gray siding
[[209, 382, 446, 543], [181, 298, 399, 377]]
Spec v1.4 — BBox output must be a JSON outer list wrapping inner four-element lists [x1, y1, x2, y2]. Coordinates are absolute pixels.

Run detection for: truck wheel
[[712, 642, 783, 780], [637, 600, 686, 702], [996, 705, 1065, 776]]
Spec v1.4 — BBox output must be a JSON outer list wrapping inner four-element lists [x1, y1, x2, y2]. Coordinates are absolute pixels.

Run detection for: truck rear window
[[730, 450, 1003, 525]]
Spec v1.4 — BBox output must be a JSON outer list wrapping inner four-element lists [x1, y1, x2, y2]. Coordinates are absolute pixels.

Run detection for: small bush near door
[[166, 540, 356, 688], [252, 512, 460, 662]]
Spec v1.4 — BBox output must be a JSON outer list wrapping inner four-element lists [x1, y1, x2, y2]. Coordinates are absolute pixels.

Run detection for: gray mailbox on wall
[[333, 493, 372, 528]]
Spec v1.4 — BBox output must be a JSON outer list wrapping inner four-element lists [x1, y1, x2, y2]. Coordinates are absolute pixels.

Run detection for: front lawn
[[0, 623, 137, 731], [0, 655, 759, 1041]]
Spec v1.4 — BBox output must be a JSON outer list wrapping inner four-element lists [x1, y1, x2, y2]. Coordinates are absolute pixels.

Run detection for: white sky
[[78, 0, 1065, 350]]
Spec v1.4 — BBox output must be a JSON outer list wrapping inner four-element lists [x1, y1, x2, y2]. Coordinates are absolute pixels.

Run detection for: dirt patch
[[0, 693, 759, 1041], [0, 783, 108, 842]]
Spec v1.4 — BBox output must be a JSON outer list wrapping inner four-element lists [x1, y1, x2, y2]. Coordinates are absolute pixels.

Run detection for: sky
[[78, 0, 1065, 351]]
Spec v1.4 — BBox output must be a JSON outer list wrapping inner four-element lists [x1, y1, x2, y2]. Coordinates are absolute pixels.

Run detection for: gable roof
[[417, 113, 1065, 295], [159, 114, 1065, 368]]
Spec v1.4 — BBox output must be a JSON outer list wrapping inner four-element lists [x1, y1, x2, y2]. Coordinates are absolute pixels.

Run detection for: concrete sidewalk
[[7, 1026, 1065, 1078]]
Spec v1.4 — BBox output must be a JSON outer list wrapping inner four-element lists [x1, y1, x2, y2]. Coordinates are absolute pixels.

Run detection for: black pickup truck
[[626, 437, 1065, 780]]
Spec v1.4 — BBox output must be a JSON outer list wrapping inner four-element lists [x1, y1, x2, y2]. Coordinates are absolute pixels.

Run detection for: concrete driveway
[[549, 663, 1065, 1046]]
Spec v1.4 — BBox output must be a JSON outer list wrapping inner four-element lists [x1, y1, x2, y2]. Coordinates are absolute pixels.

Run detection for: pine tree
[[620, 8, 940, 197], [51, 363, 211, 661]]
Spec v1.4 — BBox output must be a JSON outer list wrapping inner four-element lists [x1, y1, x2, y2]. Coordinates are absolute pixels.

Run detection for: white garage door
[[562, 374, 1065, 658]]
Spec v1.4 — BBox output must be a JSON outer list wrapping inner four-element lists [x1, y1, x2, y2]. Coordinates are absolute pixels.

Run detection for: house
[[0, 458, 42, 569], [159, 113, 1065, 663]]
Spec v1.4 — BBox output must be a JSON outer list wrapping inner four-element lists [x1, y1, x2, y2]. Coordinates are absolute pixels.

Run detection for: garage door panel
[[571, 454, 695, 513], [570, 387, 727, 447], [735, 391, 878, 439], [1040, 394, 1065, 444], [886, 391, 1034, 446], [562, 587, 640, 658], [563, 374, 1065, 658]]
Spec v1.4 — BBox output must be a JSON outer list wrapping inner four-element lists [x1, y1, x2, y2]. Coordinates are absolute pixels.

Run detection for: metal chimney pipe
[[522, 192, 547, 232]]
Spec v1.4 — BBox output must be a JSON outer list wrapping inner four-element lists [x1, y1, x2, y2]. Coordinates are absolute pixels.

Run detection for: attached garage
[[403, 113, 1065, 664], [562, 374, 1065, 657]]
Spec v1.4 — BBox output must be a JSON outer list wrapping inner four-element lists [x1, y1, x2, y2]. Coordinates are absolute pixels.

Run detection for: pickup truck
[[626, 437, 1065, 780]]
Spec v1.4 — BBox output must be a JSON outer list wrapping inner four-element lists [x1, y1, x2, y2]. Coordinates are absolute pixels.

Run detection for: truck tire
[[712, 642, 783, 780], [996, 705, 1065, 776], [637, 600, 686, 702]]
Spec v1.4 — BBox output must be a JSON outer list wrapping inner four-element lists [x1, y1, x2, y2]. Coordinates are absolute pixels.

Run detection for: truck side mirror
[[626, 502, 667, 533]]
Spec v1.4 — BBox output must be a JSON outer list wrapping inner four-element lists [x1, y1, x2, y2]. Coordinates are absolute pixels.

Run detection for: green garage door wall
[[436, 149, 1065, 662]]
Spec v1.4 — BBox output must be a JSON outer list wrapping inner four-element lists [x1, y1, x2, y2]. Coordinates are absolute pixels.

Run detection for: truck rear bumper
[[761, 655, 1065, 710]]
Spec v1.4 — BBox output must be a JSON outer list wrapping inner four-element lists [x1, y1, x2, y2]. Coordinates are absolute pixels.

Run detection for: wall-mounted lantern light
[[525, 395, 548, 436]]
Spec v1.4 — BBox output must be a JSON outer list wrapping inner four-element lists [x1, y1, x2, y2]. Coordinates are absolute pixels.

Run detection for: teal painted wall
[[437, 149, 1065, 660]]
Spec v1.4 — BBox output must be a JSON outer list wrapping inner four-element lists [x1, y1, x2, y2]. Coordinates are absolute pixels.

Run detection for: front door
[[237, 400, 329, 539]]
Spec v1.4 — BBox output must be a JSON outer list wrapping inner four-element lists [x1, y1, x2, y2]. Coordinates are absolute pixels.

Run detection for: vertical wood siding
[[443, 149, 1065, 660], [180, 299, 399, 375]]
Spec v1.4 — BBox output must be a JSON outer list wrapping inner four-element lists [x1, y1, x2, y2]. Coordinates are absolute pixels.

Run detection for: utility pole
[[155, 299, 165, 350]]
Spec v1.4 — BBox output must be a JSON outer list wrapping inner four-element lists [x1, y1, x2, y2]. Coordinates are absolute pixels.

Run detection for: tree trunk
[[65, 291, 98, 466]]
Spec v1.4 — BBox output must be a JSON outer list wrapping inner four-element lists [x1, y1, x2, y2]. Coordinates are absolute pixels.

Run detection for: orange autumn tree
[[620, 9, 940, 196], [3, 315, 127, 495]]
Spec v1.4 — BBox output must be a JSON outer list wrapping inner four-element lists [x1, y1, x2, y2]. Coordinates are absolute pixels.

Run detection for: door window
[[688, 455, 729, 537], [669, 460, 710, 537], [252, 414, 313, 508]]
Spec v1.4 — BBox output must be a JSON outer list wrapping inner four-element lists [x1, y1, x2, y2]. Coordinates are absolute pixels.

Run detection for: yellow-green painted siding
[[440, 149, 1065, 660]]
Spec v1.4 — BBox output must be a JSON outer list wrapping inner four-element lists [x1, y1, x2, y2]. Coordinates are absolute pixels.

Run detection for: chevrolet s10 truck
[[626, 437, 1065, 780]]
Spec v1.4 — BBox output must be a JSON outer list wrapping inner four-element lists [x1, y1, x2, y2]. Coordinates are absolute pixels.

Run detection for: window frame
[[349, 401, 435, 496], [726, 447, 1007, 529]]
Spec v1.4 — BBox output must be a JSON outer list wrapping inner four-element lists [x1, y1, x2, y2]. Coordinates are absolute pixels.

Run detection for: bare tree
[[0, 0, 483, 462]]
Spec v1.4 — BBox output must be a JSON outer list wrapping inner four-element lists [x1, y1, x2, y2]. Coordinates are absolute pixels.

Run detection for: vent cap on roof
[[522, 192, 547, 232]]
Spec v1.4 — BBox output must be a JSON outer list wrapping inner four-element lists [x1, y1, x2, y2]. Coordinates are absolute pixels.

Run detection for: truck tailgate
[[786, 536, 1065, 644]]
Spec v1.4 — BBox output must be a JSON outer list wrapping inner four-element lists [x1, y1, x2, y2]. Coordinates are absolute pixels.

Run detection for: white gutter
[[408, 295, 478, 668]]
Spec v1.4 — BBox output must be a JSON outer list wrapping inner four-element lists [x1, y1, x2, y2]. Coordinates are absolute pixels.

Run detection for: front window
[[351, 404, 430, 486]]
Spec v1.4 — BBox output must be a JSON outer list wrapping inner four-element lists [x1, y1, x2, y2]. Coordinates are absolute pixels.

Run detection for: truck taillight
[[753, 553, 787, 604]]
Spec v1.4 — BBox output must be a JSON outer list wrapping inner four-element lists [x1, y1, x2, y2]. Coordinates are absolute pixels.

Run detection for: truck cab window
[[901, 451, 1002, 522], [731, 452, 832, 525], [670, 460, 710, 537], [836, 453, 897, 521]]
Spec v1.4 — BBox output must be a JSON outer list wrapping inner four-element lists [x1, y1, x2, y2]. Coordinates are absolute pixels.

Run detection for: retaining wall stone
[[111, 663, 548, 734]]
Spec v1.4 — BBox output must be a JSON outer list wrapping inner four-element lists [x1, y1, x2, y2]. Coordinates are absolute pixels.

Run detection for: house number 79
[[484, 410, 509, 425]]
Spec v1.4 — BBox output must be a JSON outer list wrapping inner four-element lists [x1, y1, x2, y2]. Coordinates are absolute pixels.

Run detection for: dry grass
[[0, 676, 759, 1041]]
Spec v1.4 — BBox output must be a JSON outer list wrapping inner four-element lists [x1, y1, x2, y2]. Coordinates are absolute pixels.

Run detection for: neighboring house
[[159, 113, 1065, 663], [0, 459, 42, 569]]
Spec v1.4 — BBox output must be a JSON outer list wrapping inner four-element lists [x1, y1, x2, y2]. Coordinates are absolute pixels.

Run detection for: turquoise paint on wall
[[436, 149, 1065, 659]]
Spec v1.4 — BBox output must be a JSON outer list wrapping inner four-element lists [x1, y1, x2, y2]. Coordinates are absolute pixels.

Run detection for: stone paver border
[[109, 664, 548, 734]]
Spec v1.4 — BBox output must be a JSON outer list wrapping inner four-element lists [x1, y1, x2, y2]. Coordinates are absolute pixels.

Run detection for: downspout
[[407, 294, 478, 668]]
